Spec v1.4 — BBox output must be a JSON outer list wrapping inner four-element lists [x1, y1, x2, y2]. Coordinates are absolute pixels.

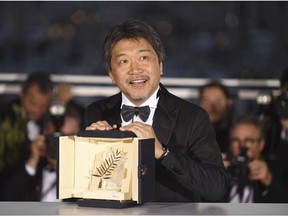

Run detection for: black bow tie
[[121, 104, 150, 122]]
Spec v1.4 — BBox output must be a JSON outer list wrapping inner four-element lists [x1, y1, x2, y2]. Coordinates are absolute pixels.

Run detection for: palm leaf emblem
[[92, 149, 122, 180]]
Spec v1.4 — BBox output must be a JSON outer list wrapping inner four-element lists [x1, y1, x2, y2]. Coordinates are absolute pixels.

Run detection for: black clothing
[[85, 84, 229, 202], [0, 98, 47, 200]]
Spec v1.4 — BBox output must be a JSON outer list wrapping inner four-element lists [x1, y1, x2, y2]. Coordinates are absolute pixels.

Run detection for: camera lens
[[45, 135, 58, 159], [49, 101, 66, 133], [229, 148, 249, 181]]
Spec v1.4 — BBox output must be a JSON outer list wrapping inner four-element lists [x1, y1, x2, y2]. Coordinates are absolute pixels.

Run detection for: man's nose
[[241, 141, 251, 150], [206, 102, 217, 111], [129, 60, 142, 74]]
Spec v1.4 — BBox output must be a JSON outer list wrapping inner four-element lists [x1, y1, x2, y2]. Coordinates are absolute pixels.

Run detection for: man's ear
[[160, 62, 163, 76], [108, 71, 115, 84], [259, 139, 265, 153]]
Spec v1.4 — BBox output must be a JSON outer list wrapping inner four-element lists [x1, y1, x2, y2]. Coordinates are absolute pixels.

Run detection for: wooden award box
[[57, 130, 155, 208]]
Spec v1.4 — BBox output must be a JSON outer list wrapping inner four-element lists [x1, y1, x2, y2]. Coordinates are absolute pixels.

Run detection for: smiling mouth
[[129, 79, 147, 85]]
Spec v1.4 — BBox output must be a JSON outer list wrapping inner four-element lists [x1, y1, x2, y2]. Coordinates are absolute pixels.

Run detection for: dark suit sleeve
[[2, 164, 39, 201], [260, 177, 288, 203], [159, 108, 229, 201]]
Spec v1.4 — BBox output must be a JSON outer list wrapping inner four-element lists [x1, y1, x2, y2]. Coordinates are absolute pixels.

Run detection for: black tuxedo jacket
[[85, 84, 229, 202]]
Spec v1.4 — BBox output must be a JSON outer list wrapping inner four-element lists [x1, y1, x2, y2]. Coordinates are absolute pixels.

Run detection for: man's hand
[[248, 159, 272, 187], [86, 120, 118, 131], [27, 135, 46, 168], [221, 153, 231, 169], [119, 122, 164, 159]]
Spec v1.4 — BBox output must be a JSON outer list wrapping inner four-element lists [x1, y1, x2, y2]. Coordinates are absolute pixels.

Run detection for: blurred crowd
[[0, 72, 84, 201], [0, 69, 288, 203], [198, 67, 288, 203]]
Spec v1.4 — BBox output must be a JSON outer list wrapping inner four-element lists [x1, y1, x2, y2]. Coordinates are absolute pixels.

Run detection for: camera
[[228, 147, 250, 182], [45, 135, 58, 159], [49, 101, 66, 135], [45, 101, 66, 159]]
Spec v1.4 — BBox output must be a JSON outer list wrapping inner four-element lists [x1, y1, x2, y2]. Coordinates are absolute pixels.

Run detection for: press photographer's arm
[[248, 159, 272, 186], [222, 153, 273, 187]]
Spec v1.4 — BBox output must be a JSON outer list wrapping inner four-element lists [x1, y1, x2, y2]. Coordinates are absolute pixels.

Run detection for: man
[[1, 100, 84, 201], [85, 19, 229, 202], [222, 115, 288, 203], [199, 81, 233, 153], [261, 67, 288, 203], [264, 67, 288, 156], [0, 72, 53, 200]]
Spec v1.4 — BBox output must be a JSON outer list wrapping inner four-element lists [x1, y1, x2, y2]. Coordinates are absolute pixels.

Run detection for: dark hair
[[22, 71, 53, 95], [199, 80, 231, 100], [102, 19, 165, 72], [231, 115, 265, 139]]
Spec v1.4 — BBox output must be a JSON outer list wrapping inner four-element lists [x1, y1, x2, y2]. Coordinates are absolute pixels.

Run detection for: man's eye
[[140, 56, 148, 60], [244, 138, 258, 145], [120, 60, 128, 64]]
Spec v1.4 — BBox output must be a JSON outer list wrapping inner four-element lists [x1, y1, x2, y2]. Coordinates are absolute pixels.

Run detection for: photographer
[[1, 100, 84, 201], [222, 115, 288, 203], [0, 72, 53, 201], [199, 80, 234, 154]]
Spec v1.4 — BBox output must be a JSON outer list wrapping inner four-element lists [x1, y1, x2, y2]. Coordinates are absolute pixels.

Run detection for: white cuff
[[25, 163, 36, 176]]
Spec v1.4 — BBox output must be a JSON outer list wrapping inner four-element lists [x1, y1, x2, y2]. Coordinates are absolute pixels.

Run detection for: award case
[[57, 130, 155, 208]]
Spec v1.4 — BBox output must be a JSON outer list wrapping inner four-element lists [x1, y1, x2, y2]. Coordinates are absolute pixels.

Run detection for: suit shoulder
[[0, 98, 21, 120], [86, 93, 120, 110], [169, 92, 205, 113]]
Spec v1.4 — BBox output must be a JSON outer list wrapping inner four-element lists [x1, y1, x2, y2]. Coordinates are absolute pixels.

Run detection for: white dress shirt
[[229, 184, 254, 203], [41, 167, 59, 202]]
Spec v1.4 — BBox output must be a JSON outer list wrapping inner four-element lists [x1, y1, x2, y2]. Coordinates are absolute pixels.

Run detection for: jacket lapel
[[102, 93, 122, 127], [153, 84, 179, 147]]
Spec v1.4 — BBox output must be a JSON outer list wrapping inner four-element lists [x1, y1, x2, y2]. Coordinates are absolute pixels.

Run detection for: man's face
[[280, 119, 288, 130], [230, 123, 264, 160], [200, 87, 231, 124], [108, 38, 163, 106], [61, 115, 80, 135], [44, 115, 80, 136], [21, 83, 52, 121]]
